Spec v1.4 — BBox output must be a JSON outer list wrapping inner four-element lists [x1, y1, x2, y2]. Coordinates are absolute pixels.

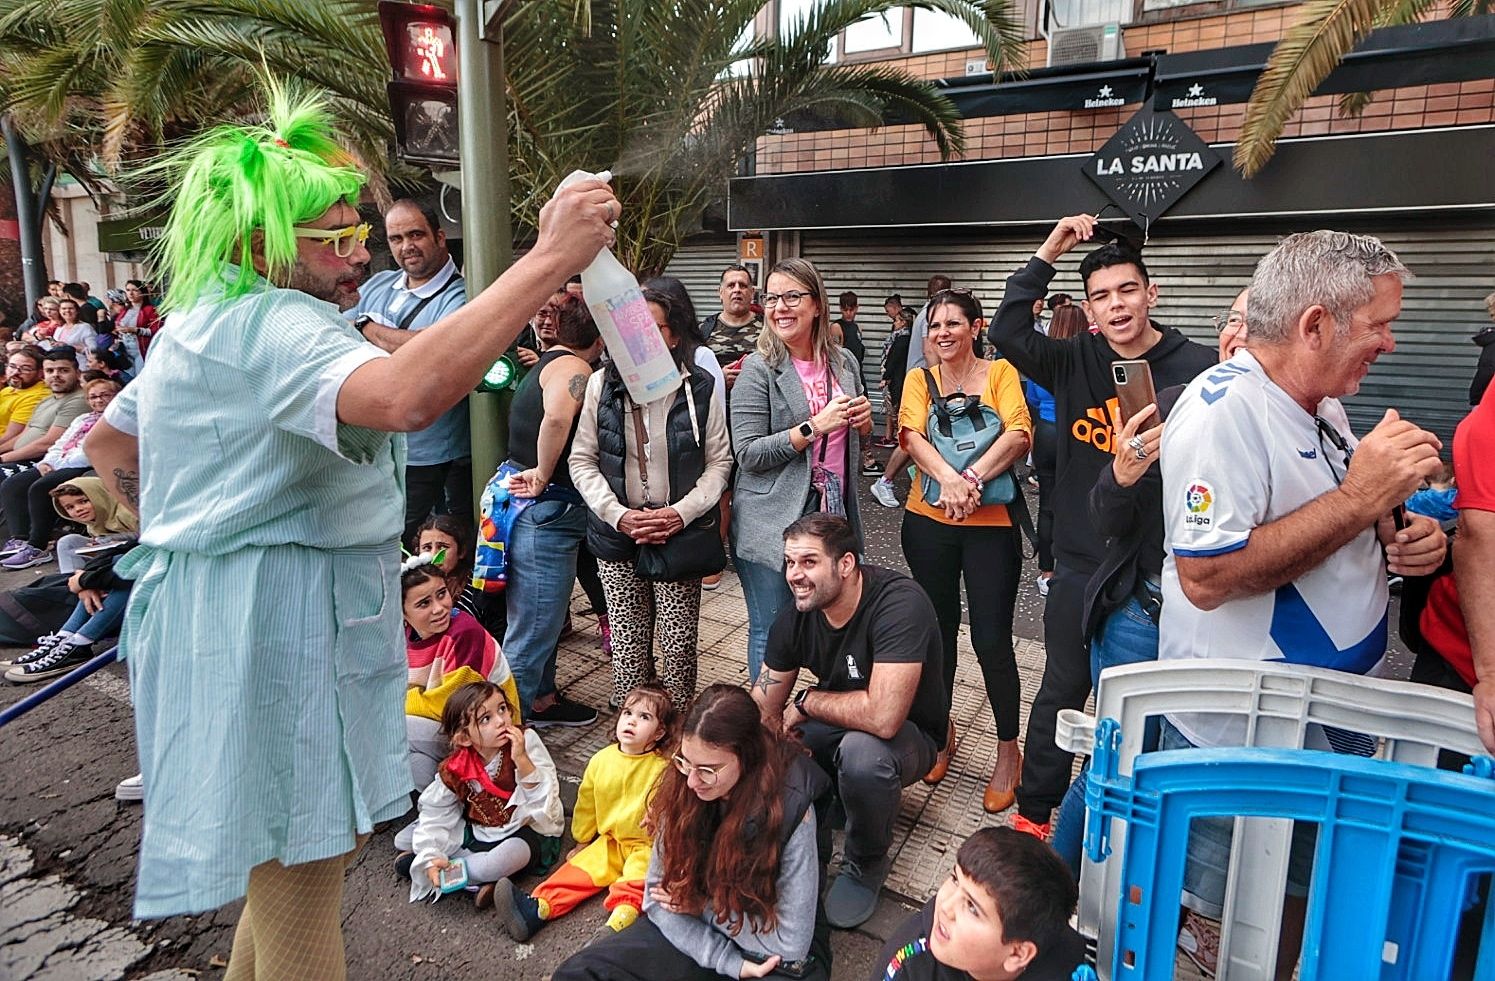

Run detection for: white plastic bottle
[[557, 169, 681, 405]]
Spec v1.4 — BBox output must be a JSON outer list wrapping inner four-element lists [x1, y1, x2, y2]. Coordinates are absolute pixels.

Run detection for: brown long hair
[[756, 257, 838, 368], [1049, 304, 1087, 341], [646, 684, 790, 934]]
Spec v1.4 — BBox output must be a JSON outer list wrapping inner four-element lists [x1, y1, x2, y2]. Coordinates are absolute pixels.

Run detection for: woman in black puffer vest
[[570, 288, 732, 711]]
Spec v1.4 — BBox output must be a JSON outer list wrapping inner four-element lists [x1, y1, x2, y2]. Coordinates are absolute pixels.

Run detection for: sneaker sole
[[3, 556, 52, 571], [115, 786, 145, 802], [6, 662, 87, 684], [491, 878, 535, 942], [528, 715, 597, 729]]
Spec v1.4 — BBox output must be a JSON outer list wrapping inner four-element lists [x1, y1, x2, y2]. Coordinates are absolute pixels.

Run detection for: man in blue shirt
[[353, 200, 472, 539]]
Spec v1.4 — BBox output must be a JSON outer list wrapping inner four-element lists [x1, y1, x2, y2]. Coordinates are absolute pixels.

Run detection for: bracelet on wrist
[[960, 467, 984, 492]]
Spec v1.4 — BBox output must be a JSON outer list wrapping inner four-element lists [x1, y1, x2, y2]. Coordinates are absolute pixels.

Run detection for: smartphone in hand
[[1112, 359, 1157, 426]]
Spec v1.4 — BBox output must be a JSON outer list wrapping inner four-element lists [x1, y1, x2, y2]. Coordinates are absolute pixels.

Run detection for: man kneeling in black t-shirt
[[752, 514, 949, 931], [874, 828, 1087, 981]]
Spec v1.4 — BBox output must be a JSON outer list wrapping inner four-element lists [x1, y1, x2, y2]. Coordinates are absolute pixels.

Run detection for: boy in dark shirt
[[875, 828, 1087, 981]]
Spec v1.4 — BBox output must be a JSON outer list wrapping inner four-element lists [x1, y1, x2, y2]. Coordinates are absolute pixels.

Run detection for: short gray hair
[[1248, 231, 1408, 344]]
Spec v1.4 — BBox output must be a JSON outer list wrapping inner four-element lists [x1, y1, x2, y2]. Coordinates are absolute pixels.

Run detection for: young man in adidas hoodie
[[987, 213, 1215, 837]]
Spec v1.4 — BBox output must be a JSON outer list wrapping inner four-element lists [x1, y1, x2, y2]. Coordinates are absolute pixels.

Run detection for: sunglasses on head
[[1089, 204, 1145, 249]]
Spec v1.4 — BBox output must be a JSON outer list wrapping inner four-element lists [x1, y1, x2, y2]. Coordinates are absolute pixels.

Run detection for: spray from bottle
[[556, 169, 681, 405]]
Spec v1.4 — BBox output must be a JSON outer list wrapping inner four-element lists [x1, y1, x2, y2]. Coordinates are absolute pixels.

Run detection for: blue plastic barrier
[[1085, 719, 1495, 980]]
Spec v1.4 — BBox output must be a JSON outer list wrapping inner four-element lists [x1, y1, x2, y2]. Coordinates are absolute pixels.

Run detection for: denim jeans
[[1053, 592, 1161, 874], [501, 498, 586, 714], [63, 587, 131, 643], [736, 554, 792, 683]]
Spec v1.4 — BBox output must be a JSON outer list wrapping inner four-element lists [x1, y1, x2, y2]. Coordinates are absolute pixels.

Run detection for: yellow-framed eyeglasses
[[291, 222, 372, 258]]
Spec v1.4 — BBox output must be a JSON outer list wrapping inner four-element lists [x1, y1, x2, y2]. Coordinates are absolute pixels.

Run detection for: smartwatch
[[353, 314, 375, 338], [793, 686, 813, 716], [796, 420, 815, 440]]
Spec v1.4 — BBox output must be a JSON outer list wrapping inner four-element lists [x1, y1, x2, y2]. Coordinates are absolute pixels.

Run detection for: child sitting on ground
[[495, 683, 676, 943], [412, 513, 507, 641], [874, 828, 1086, 981], [402, 553, 519, 788], [395, 680, 564, 906]]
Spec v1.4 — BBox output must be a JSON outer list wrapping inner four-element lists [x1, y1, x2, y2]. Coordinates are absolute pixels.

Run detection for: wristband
[[960, 467, 984, 492]]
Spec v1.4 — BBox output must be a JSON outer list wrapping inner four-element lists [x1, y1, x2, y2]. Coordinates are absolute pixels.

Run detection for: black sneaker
[[493, 878, 546, 941], [4, 642, 92, 684], [0, 633, 68, 668], [528, 692, 598, 728]]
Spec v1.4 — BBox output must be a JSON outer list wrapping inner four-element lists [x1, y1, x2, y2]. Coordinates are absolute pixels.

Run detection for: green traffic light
[[480, 354, 518, 391]]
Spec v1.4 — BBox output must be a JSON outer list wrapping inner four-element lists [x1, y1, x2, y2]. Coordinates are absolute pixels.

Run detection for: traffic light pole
[[456, 0, 513, 514]]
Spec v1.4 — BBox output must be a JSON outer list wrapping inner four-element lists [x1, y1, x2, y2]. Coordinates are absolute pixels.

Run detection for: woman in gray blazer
[[729, 257, 873, 681]]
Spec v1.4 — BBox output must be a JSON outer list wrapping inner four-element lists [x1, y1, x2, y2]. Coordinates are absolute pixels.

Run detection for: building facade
[[668, 3, 1495, 441]]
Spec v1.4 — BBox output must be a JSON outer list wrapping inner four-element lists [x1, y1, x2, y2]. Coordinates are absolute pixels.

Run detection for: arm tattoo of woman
[[113, 468, 141, 509]]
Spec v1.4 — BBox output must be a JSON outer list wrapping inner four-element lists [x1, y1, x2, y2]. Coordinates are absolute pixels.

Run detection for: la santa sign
[[1085, 109, 1222, 229]]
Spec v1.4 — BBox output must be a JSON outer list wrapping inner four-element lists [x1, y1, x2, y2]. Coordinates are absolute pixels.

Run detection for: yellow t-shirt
[[898, 360, 1032, 527], [0, 381, 49, 431]]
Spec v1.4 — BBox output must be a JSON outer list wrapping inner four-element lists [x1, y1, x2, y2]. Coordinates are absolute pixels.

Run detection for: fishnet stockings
[[224, 836, 367, 981]]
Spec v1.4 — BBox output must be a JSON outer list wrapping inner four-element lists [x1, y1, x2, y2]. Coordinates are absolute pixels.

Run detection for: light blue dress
[[105, 274, 412, 918]]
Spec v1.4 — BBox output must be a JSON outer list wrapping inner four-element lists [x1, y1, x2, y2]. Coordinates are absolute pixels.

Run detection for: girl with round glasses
[[555, 684, 833, 981]]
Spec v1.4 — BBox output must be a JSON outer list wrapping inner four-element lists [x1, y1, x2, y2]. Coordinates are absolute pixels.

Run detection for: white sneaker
[[870, 478, 900, 509], [1036, 575, 1051, 598], [115, 773, 144, 802]]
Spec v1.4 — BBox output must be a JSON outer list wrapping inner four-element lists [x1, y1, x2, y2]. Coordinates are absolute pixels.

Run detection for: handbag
[[918, 366, 1017, 507], [627, 402, 727, 583]]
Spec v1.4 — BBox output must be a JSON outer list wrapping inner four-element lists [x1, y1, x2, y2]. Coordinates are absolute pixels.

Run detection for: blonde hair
[[756, 257, 840, 367]]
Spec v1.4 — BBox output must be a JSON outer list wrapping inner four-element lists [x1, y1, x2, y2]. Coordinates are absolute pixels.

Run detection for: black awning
[[781, 57, 1152, 133], [936, 57, 1153, 115], [728, 125, 1495, 231], [1154, 14, 1495, 111]]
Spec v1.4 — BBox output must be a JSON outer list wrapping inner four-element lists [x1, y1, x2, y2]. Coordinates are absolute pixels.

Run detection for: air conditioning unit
[[1047, 23, 1125, 67]]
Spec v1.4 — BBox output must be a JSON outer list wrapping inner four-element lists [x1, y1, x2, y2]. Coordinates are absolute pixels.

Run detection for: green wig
[[151, 79, 367, 314]]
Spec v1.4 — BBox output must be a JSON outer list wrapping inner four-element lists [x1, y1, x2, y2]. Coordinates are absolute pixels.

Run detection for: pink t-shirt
[[792, 356, 847, 494]]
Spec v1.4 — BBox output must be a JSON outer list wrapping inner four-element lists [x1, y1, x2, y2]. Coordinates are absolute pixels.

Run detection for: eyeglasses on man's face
[[292, 222, 372, 258], [1213, 309, 1246, 333]]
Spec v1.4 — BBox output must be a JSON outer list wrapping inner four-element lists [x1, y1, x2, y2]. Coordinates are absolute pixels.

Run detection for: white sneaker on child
[[115, 773, 144, 802]]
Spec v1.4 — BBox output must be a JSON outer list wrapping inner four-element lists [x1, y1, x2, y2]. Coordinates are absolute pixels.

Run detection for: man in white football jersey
[[1156, 230, 1448, 964]]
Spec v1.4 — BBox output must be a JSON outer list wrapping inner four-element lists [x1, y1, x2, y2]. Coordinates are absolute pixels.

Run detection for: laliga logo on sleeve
[[1183, 480, 1214, 530]]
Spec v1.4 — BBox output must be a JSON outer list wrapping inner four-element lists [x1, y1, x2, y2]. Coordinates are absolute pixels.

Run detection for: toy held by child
[[495, 683, 676, 942], [395, 680, 564, 905]]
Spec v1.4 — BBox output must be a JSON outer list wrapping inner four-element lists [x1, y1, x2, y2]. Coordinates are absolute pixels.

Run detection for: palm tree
[[0, 0, 1025, 275], [1234, 0, 1490, 176]]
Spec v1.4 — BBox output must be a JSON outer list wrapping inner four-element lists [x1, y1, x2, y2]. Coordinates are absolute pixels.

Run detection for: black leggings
[[900, 509, 1022, 741], [1030, 418, 1057, 573], [1, 466, 91, 546], [554, 911, 832, 981]]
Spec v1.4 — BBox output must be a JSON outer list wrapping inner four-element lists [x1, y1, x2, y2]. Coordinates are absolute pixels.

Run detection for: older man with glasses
[[1155, 230, 1448, 974]]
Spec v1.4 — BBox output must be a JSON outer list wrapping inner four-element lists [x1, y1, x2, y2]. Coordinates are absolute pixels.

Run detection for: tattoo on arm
[[753, 670, 783, 700], [567, 371, 589, 403], [113, 467, 140, 510]]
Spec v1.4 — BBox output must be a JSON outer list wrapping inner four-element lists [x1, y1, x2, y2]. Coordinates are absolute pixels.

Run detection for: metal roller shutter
[[803, 224, 1493, 442], [662, 237, 739, 325]]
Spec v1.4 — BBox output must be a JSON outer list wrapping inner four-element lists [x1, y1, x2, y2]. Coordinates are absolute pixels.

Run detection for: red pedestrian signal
[[378, 1, 460, 167]]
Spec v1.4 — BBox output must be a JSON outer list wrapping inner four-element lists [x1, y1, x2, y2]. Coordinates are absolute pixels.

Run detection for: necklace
[[939, 357, 987, 396]]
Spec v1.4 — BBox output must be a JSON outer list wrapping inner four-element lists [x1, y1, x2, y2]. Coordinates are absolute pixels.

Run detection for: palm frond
[[1238, 0, 1412, 175]]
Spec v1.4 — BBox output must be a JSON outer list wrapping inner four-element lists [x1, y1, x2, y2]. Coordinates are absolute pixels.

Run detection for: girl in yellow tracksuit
[[495, 683, 677, 940]]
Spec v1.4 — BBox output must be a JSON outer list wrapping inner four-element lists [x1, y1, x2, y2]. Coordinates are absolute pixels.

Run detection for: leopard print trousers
[[595, 558, 702, 710]]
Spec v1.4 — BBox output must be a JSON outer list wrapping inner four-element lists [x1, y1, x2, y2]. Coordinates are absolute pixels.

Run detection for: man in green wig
[[84, 81, 619, 978]]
